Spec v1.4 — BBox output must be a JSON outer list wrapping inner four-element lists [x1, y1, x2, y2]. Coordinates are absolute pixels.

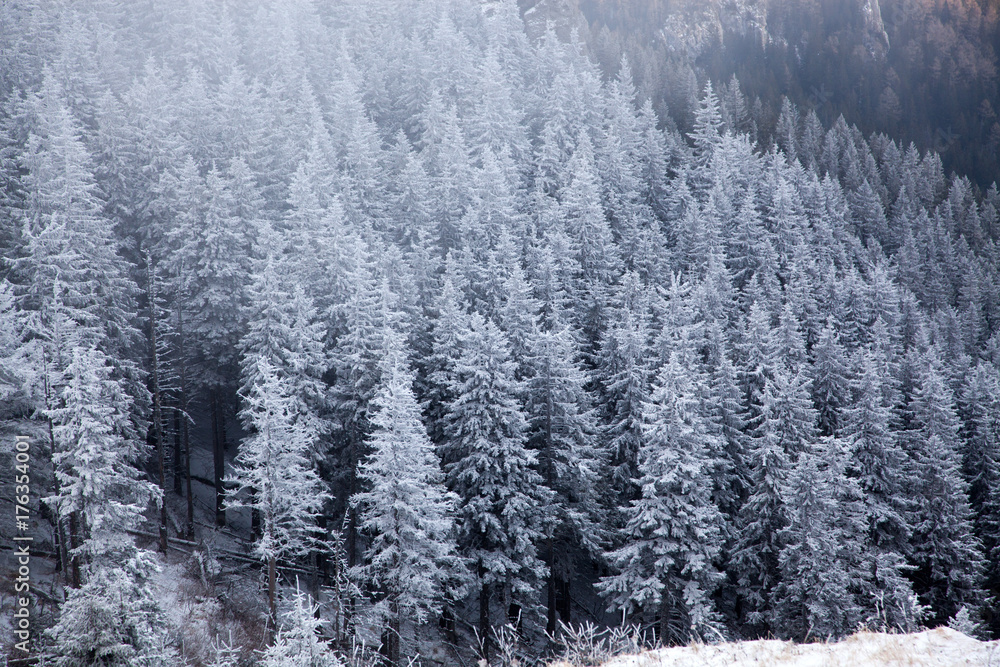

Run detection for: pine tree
[[46, 548, 177, 667], [810, 323, 851, 437], [598, 348, 726, 644], [261, 583, 342, 667], [229, 357, 329, 642], [558, 132, 621, 344], [16, 71, 147, 427], [0, 278, 36, 418], [443, 313, 549, 652], [773, 437, 866, 640], [733, 363, 816, 635], [844, 351, 922, 631], [957, 363, 1000, 636], [351, 328, 465, 665], [524, 303, 603, 632], [596, 272, 652, 502], [904, 347, 986, 626], [240, 234, 331, 454], [47, 346, 158, 560], [688, 81, 724, 196]]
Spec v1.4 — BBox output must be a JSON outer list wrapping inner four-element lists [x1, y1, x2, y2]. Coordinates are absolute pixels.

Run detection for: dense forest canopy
[[530, 0, 1000, 186], [1, 1, 1000, 666]]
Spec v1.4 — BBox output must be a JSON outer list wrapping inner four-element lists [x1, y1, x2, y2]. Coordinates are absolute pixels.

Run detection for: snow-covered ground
[[595, 628, 999, 667]]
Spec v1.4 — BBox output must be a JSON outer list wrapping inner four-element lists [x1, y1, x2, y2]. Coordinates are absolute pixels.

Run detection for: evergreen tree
[[239, 234, 331, 455], [596, 272, 652, 501], [0, 278, 36, 418], [48, 346, 158, 560], [261, 584, 342, 667], [598, 348, 726, 644], [773, 437, 866, 640], [443, 313, 549, 652], [351, 329, 465, 665], [810, 323, 851, 437], [46, 548, 177, 667], [904, 347, 986, 626], [523, 303, 603, 632], [229, 357, 329, 641], [844, 351, 922, 631]]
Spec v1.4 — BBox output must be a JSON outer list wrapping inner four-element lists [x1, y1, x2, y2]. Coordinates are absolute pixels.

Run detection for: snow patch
[[595, 628, 1000, 667]]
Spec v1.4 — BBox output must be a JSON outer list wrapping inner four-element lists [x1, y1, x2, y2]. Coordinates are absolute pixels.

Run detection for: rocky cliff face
[[860, 0, 890, 55]]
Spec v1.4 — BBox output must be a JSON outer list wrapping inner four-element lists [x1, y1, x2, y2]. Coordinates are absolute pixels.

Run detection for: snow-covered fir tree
[[261, 583, 342, 667], [229, 357, 329, 641], [350, 327, 465, 665], [443, 312, 550, 652], [598, 345, 726, 644]]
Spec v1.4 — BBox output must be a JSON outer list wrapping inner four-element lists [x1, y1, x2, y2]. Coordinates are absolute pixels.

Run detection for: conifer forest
[[2, 1, 1000, 666]]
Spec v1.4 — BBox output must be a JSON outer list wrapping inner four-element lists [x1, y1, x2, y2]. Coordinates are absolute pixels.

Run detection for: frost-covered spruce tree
[[229, 357, 329, 642], [48, 346, 158, 560], [524, 303, 603, 632], [810, 323, 851, 437], [240, 231, 331, 453], [596, 272, 653, 502], [351, 328, 465, 666], [688, 81, 724, 197], [773, 436, 866, 640], [844, 351, 921, 630], [47, 547, 177, 667], [46, 346, 172, 667], [261, 583, 342, 667], [958, 364, 1000, 542], [0, 279, 36, 418], [420, 274, 469, 447], [329, 253, 404, 559], [956, 363, 1000, 635], [558, 132, 621, 347], [17, 72, 144, 376], [731, 371, 793, 635], [443, 313, 549, 653], [598, 346, 726, 644], [904, 346, 986, 626]]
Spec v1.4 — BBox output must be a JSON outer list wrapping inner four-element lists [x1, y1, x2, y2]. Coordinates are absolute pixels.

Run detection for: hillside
[[520, 0, 1000, 185], [2, 0, 1000, 665]]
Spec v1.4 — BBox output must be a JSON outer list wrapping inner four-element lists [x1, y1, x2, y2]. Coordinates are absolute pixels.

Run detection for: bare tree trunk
[[211, 390, 226, 527], [388, 598, 401, 667], [175, 304, 194, 539], [479, 569, 492, 662], [148, 259, 168, 554], [173, 407, 183, 495], [184, 411, 193, 539], [68, 510, 81, 588], [547, 537, 557, 634], [268, 554, 277, 646]]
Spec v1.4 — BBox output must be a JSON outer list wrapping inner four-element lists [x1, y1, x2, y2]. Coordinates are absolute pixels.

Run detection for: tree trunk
[[268, 554, 277, 645], [176, 304, 194, 539], [211, 390, 226, 527], [479, 575, 491, 661], [173, 407, 183, 495], [252, 506, 262, 539], [47, 415, 68, 578], [387, 599, 401, 667], [547, 537, 557, 634], [658, 592, 671, 647], [147, 256, 168, 554], [68, 510, 82, 588], [557, 570, 572, 625], [184, 406, 194, 539]]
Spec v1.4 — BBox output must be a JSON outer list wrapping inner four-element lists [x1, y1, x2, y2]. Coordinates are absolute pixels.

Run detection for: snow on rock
[[594, 628, 1000, 667]]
